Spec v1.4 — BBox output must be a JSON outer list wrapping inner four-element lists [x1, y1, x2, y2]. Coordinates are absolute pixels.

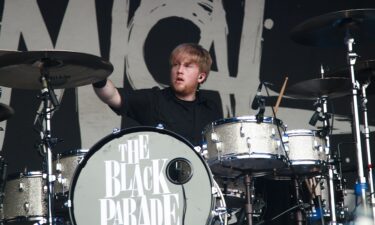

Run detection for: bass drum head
[[69, 127, 214, 225]]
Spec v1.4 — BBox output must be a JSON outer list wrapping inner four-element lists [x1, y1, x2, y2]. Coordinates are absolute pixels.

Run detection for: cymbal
[[291, 9, 375, 47], [327, 59, 375, 82], [0, 103, 14, 122], [327, 59, 375, 94], [286, 77, 351, 99], [0, 50, 114, 89]]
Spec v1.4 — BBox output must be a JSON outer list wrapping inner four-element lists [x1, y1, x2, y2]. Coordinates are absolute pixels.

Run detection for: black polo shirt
[[112, 87, 223, 146]]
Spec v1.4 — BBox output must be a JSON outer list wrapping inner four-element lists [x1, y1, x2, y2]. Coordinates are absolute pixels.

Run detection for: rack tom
[[203, 116, 286, 178]]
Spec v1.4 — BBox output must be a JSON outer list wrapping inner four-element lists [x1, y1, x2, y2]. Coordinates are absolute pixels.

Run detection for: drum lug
[[56, 162, 62, 172], [246, 137, 251, 150], [19, 182, 24, 191], [23, 202, 30, 213], [324, 146, 330, 155], [271, 128, 276, 137], [276, 140, 281, 151], [112, 127, 121, 134], [281, 135, 289, 152], [313, 140, 323, 152], [240, 125, 245, 137], [211, 132, 223, 156], [211, 132, 219, 143], [156, 123, 165, 129]]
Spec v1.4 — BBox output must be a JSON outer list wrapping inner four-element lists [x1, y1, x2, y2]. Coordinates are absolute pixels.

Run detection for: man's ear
[[198, 73, 207, 83]]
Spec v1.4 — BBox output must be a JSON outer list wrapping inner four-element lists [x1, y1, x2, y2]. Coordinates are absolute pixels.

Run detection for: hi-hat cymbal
[[0, 50, 114, 89], [291, 9, 375, 47], [0, 103, 14, 122], [286, 77, 351, 99]]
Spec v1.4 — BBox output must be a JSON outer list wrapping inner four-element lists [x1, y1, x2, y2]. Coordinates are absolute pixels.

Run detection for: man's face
[[170, 55, 205, 99]]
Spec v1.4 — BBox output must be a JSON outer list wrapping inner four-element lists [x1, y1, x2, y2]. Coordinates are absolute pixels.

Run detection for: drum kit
[[0, 7, 372, 225]]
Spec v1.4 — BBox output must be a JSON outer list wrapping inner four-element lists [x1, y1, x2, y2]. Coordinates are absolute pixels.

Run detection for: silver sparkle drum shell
[[275, 129, 327, 177], [203, 116, 286, 178], [3, 171, 47, 223], [69, 127, 217, 225], [53, 149, 88, 194]]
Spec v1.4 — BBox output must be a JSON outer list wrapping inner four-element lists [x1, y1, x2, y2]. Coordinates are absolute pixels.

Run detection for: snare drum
[[203, 116, 286, 178], [279, 129, 327, 176], [3, 171, 47, 224], [69, 127, 226, 225]]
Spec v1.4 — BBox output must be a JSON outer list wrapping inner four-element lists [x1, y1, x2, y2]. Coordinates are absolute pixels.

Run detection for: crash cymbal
[[286, 77, 351, 99], [0, 50, 113, 89], [291, 9, 375, 47], [0, 103, 14, 122]]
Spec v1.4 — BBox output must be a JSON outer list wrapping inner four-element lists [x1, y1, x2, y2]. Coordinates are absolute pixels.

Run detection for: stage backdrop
[[0, 0, 374, 187]]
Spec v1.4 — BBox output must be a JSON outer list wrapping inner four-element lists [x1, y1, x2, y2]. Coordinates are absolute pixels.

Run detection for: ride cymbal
[[0, 50, 114, 89], [291, 9, 375, 47], [286, 77, 351, 99]]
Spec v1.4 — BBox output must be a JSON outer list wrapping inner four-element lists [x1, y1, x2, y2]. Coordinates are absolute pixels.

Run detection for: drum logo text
[[99, 134, 181, 225]]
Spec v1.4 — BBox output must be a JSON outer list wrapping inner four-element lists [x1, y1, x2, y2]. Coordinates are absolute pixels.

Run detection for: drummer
[[92, 42, 223, 146]]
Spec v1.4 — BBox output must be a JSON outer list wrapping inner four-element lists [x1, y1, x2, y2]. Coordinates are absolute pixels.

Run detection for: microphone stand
[[320, 96, 338, 225], [360, 81, 375, 221]]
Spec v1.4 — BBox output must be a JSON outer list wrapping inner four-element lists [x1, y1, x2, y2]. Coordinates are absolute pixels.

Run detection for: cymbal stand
[[319, 96, 338, 224], [38, 61, 60, 225], [345, 37, 368, 213], [360, 81, 375, 220]]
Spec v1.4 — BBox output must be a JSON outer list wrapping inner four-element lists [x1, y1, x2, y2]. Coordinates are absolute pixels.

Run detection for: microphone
[[256, 98, 265, 123], [309, 104, 322, 126], [251, 82, 263, 110]]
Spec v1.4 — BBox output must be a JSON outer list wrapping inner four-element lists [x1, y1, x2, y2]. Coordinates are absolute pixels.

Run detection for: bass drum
[[69, 127, 225, 225]]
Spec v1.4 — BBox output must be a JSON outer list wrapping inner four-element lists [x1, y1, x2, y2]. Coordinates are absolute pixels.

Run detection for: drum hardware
[[250, 82, 263, 111], [304, 177, 326, 225], [359, 80, 375, 217], [0, 50, 113, 225], [202, 116, 287, 178], [290, 9, 375, 47], [242, 173, 257, 225], [53, 149, 88, 195], [286, 77, 351, 100], [2, 171, 48, 224], [314, 95, 338, 224], [254, 201, 310, 225], [69, 127, 226, 225], [286, 72, 344, 223], [326, 59, 375, 94], [328, 59, 375, 218], [0, 50, 114, 90], [290, 9, 375, 220]]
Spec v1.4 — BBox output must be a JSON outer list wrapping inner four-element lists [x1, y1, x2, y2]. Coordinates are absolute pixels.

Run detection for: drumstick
[[274, 77, 288, 114]]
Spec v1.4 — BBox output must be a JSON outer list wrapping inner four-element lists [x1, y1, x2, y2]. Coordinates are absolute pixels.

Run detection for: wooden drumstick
[[274, 77, 288, 114]]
